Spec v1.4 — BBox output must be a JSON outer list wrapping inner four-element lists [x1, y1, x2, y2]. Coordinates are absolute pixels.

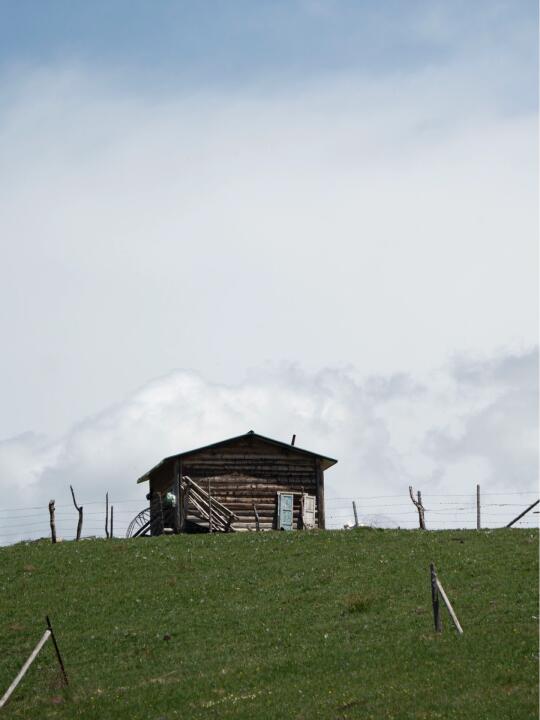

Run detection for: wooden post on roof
[[315, 459, 325, 529], [173, 459, 180, 534]]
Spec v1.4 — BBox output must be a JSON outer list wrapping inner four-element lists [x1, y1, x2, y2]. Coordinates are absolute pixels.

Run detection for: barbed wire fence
[[0, 489, 537, 546], [326, 490, 540, 530], [0, 498, 144, 546]]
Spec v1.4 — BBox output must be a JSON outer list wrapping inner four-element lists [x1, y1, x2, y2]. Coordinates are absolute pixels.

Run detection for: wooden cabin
[[128, 431, 337, 536]]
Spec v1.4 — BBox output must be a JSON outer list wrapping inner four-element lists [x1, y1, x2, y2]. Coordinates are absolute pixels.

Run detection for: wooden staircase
[[183, 476, 238, 532], [126, 476, 238, 537]]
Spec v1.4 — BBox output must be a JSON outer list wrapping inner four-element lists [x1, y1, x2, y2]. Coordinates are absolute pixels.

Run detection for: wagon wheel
[[126, 507, 151, 538]]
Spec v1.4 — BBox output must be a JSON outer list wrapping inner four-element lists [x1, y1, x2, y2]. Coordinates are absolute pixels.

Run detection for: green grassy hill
[[0, 528, 537, 719]]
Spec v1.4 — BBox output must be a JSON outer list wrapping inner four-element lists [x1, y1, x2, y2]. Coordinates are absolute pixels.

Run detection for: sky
[[0, 1, 537, 540]]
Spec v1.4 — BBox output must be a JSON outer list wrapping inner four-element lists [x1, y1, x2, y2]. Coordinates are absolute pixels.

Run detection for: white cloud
[[0, 63, 536, 438], [0, 348, 536, 543]]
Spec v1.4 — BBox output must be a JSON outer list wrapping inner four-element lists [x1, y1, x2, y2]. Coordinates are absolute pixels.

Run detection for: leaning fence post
[[505, 499, 540, 528], [48, 500, 57, 544], [0, 630, 51, 708], [352, 501, 359, 528], [253, 503, 260, 532], [436, 576, 463, 635], [430, 563, 442, 632], [46, 616, 68, 686], [0, 617, 69, 708]]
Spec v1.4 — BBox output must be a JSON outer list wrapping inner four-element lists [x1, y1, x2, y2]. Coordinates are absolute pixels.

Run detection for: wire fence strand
[[0, 488, 537, 545]]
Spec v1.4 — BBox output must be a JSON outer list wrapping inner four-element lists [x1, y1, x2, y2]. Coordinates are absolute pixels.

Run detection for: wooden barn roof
[[137, 430, 338, 483]]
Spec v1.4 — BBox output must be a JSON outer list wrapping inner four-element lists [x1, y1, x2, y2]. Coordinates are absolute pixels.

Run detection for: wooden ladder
[[181, 476, 237, 532]]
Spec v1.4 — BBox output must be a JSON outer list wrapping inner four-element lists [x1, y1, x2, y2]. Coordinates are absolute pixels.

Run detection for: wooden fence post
[[0, 618, 68, 708], [48, 500, 56, 544], [105, 492, 109, 539], [253, 503, 260, 532], [69, 486, 83, 541], [352, 501, 359, 528], [476, 484, 481, 529], [409, 486, 426, 529], [430, 563, 442, 632], [46, 616, 68, 687]]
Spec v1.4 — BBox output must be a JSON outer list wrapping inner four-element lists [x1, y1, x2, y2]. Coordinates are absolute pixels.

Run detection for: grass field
[[0, 528, 537, 719]]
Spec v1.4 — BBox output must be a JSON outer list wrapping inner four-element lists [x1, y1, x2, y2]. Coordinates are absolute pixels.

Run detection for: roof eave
[[137, 431, 337, 482]]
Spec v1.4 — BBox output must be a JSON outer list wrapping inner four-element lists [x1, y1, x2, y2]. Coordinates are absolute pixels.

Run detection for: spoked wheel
[[126, 507, 151, 538]]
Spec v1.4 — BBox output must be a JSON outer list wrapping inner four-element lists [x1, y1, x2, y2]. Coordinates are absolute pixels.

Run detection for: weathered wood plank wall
[[150, 436, 322, 532]]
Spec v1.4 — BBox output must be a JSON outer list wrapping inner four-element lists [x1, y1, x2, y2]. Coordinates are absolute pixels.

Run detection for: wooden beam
[[179, 465, 186, 532], [315, 459, 325, 529], [173, 460, 180, 534], [150, 491, 164, 536], [208, 478, 213, 533], [506, 499, 539, 528], [436, 578, 463, 635], [0, 630, 51, 708]]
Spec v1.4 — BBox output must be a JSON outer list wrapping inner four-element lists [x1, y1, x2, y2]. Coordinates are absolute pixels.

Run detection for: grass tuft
[[343, 592, 374, 614]]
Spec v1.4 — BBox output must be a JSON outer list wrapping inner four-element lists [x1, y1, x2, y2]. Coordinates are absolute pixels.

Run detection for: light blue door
[[278, 493, 294, 531]]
